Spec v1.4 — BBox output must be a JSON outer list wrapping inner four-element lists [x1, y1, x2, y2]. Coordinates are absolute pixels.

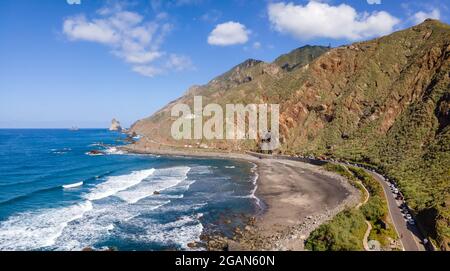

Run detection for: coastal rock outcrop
[[109, 118, 122, 131]]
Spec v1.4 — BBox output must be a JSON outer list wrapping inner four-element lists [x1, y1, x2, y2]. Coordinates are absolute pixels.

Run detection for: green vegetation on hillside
[[274, 45, 330, 71], [306, 164, 397, 250], [348, 167, 397, 246], [305, 209, 367, 251]]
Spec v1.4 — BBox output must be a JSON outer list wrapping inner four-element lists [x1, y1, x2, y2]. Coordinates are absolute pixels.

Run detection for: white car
[[405, 214, 412, 220]]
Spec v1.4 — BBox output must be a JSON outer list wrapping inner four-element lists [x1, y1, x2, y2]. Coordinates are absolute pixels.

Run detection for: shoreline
[[121, 144, 360, 251]]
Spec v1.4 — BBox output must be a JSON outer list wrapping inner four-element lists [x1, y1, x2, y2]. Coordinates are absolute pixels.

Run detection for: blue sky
[[0, 0, 448, 128]]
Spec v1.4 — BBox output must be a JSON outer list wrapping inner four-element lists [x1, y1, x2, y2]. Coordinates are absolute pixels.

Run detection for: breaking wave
[[0, 166, 202, 251], [84, 169, 156, 201], [62, 181, 83, 189]]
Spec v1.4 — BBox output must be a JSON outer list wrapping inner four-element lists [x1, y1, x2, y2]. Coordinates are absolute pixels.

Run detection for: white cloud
[[253, 42, 261, 49], [150, 0, 203, 10], [200, 10, 222, 23], [116, 50, 162, 64], [208, 21, 250, 46], [132, 65, 164, 77], [63, 6, 191, 77], [367, 0, 381, 5], [63, 15, 119, 44], [412, 8, 440, 24], [268, 1, 400, 40], [67, 0, 81, 5], [165, 54, 194, 71], [131, 54, 193, 77], [173, 0, 203, 6]]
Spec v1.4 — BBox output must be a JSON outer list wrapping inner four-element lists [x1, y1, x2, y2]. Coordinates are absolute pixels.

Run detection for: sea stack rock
[[109, 118, 122, 131]]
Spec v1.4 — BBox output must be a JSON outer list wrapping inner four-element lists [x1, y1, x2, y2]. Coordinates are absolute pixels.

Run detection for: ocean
[[0, 129, 259, 251]]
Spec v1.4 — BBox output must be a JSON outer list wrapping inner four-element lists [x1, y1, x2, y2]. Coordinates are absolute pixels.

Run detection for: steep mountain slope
[[274, 45, 330, 71], [130, 20, 449, 249], [131, 45, 330, 149]]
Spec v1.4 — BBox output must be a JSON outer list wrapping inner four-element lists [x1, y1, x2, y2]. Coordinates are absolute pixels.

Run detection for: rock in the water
[[109, 118, 122, 131], [187, 242, 197, 248], [86, 150, 105, 156]]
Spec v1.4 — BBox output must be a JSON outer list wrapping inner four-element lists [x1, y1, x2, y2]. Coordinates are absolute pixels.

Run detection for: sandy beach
[[122, 144, 360, 250]]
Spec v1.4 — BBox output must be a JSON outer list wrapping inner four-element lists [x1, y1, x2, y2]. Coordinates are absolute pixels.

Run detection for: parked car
[[405, 214, 412, 220], [407, 219, 415, 225]]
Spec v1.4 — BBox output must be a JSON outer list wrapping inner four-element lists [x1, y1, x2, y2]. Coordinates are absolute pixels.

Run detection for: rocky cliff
[[109, 118, 122, 131], [130, 20, 450, 249]]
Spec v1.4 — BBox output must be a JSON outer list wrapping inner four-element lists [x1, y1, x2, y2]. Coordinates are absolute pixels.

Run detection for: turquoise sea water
[[0, 129, 258, 251]]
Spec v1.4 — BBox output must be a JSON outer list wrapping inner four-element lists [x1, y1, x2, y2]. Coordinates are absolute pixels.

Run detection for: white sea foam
[[193, 166, 212, 175], [85, 168, 155, 201], [0, 196, 176, 251], [161, 202, 207, 213], [51, 199, 172, 251], [0, 201, 93, 251], [85, 152, 104, 156], [75, 168, 190, 241], [63, 181, 84, 189], [250, 163, 260, 201], [147, 200, 172, 211], [88, 143, 105, 147], [171, 180, 196, 192], [125, 214, 204, 250], [104, 147, 126, 155], [51, 148, 71, 155], [116, 167, 191, 204], [242, 163, 261, 208], [0, 165, 215, 251]]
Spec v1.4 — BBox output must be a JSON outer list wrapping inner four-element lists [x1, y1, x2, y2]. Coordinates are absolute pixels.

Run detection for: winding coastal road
[[366, 170, 426, 251]]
